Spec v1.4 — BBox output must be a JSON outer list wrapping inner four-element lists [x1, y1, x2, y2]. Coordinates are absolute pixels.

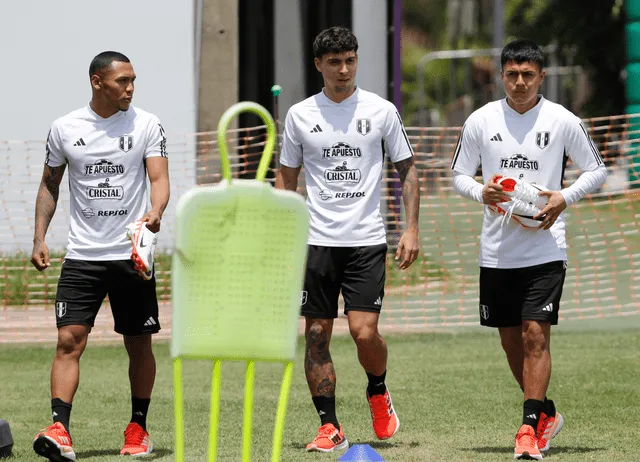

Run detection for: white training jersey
[[45, 104, 167, 260], [451, 96, 604, 268], [280, 87, 413, 247]]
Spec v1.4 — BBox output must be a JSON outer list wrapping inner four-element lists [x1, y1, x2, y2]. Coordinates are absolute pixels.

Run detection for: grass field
[[2, 327, 639, 461]]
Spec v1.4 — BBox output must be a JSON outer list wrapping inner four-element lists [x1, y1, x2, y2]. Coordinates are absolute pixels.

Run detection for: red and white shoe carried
[[489, 176, 549, 228], [125, 220, 158, 280], [367, 389, 400, 440], [120, 422, 153, 456], [33, 422, 76, 461], [305, 423, 349, 453]]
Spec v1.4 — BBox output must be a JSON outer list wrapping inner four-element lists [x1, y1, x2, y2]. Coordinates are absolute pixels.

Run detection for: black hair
[[89, 51, 130, 76], [313, 27, 358, 59], [501, 39, 544, 70]]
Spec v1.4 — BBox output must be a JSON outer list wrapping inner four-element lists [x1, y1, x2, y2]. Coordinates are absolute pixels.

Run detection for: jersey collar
[[319, 86, 359, 106], [502, 94, 545, 116], [86, 103, 127, 121]]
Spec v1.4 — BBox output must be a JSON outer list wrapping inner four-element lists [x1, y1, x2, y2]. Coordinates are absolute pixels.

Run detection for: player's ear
[[90, 74, 102, 91], [314, 57, 322, 73], [539, 68, 546, 82]]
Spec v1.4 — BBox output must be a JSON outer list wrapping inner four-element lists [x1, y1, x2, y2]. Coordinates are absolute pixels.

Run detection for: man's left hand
[[142, 210, 162, 233], [535, 191, 567, 230], [396, 229, 420, 270]]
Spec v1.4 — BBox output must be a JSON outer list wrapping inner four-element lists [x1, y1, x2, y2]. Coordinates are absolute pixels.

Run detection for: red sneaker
[[537, 411, 564, 452], [305, 423, 348, 453], [33, 422, 76, 461], [367, 389, 400, 440], [514, 424, 543, 460], [120, 422, 153, 456]]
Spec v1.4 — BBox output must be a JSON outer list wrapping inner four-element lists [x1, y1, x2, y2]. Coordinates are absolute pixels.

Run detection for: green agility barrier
[[171, 101, 309, 461], [627, 0, 640, 187]]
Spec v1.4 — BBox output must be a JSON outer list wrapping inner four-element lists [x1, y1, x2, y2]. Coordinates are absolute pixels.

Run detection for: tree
[[505, 0, 626, 116]]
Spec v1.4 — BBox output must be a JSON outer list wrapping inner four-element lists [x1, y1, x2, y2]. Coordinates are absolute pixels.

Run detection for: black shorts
[[54, 259, 160, 335], [301, 244, 387, 319], [479, 260, 566, 327]]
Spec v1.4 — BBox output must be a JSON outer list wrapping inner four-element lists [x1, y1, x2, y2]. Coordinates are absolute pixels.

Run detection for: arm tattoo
[[304, 325, 336, 397], [394, 157, 420, 231], [34, 164, 66, 242]]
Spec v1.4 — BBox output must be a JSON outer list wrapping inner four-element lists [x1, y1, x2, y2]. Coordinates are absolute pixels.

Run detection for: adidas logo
[[490, 133, 503, 142], [527, 413, 538, 419], [542, 303, 553, 312], [310, 124, 323, 133], [143, 317, 157, 327], [73, 138, 86, 146], [58, 436, 71, 445], [318, 410, 326, 416], [52, 411, 58, 417], [374, 297, 382, 306]]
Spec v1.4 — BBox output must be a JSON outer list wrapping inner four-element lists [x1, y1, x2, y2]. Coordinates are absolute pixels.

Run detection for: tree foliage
[[505, 0, 626, 116], [402, 0, 627, 120]]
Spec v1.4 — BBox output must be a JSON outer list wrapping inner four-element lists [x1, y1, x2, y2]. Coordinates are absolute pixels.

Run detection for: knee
[[350, 325, 379, 349], [56, 328, 87, 358], [306, 322, 331, 353], [124, 335, 154, 358], [522, 326, 548, 357]]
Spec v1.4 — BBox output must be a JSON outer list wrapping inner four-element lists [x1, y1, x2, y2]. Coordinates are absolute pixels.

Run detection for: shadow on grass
[[546, 446, 607, 455], [461, 446, 606, 455], [78, 447, 173, 459], [289, 441, 398, 450]]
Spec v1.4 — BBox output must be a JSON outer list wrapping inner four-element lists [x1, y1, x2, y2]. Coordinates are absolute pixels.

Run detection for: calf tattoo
[[305, 326, 336, 397]]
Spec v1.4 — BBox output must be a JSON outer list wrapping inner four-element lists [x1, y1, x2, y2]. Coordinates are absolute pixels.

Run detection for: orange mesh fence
[[1, 114, 639, 329]]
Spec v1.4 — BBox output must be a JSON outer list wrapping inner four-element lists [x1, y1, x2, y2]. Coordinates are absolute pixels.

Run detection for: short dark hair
[[501, 39, 544, 70], [313, 27, 358, 59], [89, 51, 130, 76]]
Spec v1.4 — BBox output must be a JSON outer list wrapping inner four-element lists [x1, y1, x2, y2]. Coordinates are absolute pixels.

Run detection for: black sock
[[312, 396, 339, 427], [522, 399, 545, 432], [543, 397, 556, 417], [521, 386, 556, 417], [131, 396, 151, 431], [51, 398, 72, 432], [366, 370, 387, 397]]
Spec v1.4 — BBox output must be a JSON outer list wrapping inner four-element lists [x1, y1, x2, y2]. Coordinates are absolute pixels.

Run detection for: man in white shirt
[[30, 51, 170, 461], [452, 39, 607, 460], [276, 26, 420, 453]]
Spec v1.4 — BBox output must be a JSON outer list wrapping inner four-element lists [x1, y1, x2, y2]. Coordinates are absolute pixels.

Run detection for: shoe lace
[[538, 414, 552, 439], [314, 423, 339, 443], [368, 394, 390, 420], [500, 182, 541, 227], [517, 428, 538, 448], [124, 425, 146, 446]]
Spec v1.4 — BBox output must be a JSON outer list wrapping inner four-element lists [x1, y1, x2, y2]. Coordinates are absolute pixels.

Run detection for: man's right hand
[[482, 174, 510, 205], [31, 240, 50, 271]]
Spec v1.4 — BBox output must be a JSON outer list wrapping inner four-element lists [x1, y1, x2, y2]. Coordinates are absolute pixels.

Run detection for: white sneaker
[[489, 176, 549, 228], [125, 220, 158, 280]]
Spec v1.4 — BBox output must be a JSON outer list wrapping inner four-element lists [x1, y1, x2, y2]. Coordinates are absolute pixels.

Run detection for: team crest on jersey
[[356, 118, 371, 136], [499, 154, 539, 171], [119, 135, 134, 153], [536, 131, 550, 149]]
